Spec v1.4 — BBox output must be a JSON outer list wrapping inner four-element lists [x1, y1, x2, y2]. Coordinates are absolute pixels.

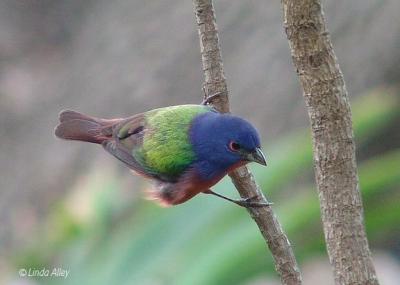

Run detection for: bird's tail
[[55, 110, 120, 144]]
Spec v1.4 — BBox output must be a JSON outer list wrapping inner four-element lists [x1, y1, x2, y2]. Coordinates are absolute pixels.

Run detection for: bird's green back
[[137, 105, 212, 179]]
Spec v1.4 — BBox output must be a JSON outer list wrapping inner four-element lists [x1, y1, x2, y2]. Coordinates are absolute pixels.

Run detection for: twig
[[192, 1, 302, 284], [281, 0, 379, 284]]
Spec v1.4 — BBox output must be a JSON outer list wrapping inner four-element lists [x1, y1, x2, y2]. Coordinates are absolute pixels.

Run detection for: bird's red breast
[[148, 160, 247, 206]]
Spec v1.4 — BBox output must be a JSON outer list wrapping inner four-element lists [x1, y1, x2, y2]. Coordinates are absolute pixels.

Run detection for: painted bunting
[[55, 98, 267, 207]]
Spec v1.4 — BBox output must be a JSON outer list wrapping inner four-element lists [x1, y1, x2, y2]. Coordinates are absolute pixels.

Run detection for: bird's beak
[[247, 147, 267, 166]]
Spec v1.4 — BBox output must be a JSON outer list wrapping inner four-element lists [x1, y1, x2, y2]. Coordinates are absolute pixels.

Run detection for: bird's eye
[[229, 141, 241, 152]]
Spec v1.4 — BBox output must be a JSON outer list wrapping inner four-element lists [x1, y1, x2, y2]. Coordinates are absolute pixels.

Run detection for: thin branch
[[192, 1, 302, 284], [281, 1, 379, 284]]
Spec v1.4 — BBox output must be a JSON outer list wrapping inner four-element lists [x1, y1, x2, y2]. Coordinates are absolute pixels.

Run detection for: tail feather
[[59, 110, 99, 123], [55, 110, 117, 144]]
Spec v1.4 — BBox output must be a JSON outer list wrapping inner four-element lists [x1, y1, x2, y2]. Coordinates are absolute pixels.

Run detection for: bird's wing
[[104, 105, 213, 183], [102, 113, 162, 180]]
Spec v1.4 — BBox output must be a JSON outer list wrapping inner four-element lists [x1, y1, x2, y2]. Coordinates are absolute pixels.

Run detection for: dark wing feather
[[101, 113, 162, 180], [102, 140, 153, 178]]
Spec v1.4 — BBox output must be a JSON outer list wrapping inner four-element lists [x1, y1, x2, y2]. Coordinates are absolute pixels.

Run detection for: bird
[[55, 96, 267, 207]]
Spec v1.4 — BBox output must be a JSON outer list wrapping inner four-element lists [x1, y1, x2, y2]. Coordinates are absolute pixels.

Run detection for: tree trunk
[[192, 1, 302, 284], [281, 1, 379, 284]]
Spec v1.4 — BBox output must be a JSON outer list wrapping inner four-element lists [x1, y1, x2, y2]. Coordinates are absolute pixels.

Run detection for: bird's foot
[[203, 189, 272, 208], [201, 91, 224, 106], [234, 195, 273, 208]]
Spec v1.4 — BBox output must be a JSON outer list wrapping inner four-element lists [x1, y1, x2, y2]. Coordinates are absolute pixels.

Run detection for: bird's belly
[[157, 161, 246, 206], [170, 165, 246, 205], [168, 176, 220, 205]]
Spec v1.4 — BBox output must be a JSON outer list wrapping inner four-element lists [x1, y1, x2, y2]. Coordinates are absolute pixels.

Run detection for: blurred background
[[1, 0, 399, 284]]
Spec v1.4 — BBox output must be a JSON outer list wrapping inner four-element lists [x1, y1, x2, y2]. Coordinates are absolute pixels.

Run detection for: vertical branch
[[193, 1, 302, 284], [193, 0, 229, 113], [281, 1, 379, 284]]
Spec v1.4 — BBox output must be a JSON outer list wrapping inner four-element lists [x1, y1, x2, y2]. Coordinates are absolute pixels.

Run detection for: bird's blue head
[[189, 112, 267, 180]]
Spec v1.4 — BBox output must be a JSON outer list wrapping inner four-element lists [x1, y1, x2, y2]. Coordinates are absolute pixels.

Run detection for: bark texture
[[281, 1, 379, 284], [193, 1, 302, 284]]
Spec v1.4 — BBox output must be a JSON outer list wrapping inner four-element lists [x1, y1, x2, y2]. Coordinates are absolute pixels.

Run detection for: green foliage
[[18, 91, 399, 285]]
